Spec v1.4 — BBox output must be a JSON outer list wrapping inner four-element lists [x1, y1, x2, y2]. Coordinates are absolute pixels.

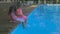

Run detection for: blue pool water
[[11, 4, 60, 34]]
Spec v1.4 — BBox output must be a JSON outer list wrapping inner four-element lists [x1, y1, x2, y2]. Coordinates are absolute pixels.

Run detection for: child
[[8, 5, 17, 22]]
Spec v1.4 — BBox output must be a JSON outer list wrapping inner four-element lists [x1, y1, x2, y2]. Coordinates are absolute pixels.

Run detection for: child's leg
[[22, 22, 26, 28], [22, 18, 27, 28]]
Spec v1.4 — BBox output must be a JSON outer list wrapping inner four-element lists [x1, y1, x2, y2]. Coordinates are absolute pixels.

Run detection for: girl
[[16, 6, 27, 27], [8, 5, 17, 22]]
